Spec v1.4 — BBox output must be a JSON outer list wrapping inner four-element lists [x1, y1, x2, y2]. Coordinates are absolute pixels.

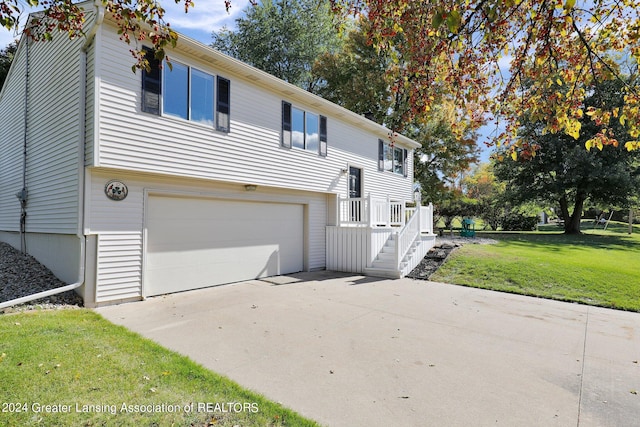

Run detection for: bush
[[500, 212, 538, 231]]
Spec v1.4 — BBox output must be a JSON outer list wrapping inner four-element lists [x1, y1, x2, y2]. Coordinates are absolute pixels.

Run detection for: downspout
[[17, 37, 29, 253], [0, 4, 105, 310]]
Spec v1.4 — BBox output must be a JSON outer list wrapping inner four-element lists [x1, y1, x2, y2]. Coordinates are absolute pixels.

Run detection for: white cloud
[[0, 0, 251, 48], [163, 0, 251, 42]]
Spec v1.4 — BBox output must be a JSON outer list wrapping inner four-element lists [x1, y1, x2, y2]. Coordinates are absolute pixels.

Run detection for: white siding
[[0, 38, 27, 231], [93, 22, 415, 203], [25, 33, 87, 233], [87, 169, 329, 303], [96, 232, 143, 302], [0, 25, 89, 234], [84, 39, 96, 167], [326, 227, 393, 273]]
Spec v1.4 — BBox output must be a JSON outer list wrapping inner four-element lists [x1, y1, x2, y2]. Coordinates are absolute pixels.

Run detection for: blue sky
[[0, 0, 251, 48], [1, 0, 493, 161]]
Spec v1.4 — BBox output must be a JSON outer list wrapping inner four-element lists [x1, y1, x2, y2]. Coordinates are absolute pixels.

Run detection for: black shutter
[[216, 76, 231, 132], [403, 148, 408, 177], [319, 115, 327, 157], [378, 139, 384, 171], [141, 47, 161, 115], [282, 101, 292, 148]]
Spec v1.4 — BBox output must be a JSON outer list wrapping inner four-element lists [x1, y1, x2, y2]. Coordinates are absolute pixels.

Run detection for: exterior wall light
[[244, 184, 258, 191]]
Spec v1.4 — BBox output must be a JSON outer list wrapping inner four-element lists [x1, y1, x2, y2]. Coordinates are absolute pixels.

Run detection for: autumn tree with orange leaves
[[3, 0, 640, 155]]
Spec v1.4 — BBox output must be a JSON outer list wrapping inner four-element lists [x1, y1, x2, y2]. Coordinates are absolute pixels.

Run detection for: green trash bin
[[460, 218, 476, 237]]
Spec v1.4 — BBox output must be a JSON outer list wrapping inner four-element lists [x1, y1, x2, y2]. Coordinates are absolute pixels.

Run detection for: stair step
[[363, 267, 402, 279], [371, 260, 395, 269]]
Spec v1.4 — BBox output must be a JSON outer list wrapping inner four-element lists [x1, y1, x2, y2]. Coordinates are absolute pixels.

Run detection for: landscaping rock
[[0, 242, 83, 312], [407, 237, 498, 280]]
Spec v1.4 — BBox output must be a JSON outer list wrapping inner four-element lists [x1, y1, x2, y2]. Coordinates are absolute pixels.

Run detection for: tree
[[462, 162, 505, 230], [312, 18, 391, 124], [7, 0, 640, 152], [312, 18, 479, 205], [493, 78, 640, 234], [211, 0, 342, 91], [324, 0, 640, 155], [0, 41, 17, 89]]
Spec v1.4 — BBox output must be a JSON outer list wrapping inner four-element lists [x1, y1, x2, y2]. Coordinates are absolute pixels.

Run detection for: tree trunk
[[559, 194, 585, 234]]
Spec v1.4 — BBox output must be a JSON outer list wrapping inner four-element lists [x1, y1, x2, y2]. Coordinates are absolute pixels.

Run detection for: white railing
[[420, 203, 434, 234], [395, 205, 421, 269], [338, 194, 407, 227], [329, 201, 437, 276], [338, 197, 366, 225]]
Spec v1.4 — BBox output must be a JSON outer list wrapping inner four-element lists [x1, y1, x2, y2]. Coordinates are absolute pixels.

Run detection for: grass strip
[[430, 226, 640, 311], [0, 309, 319, 426]]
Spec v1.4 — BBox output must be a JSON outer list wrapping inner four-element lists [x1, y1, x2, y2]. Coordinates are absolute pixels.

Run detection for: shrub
[[500, 211, 538, 231]]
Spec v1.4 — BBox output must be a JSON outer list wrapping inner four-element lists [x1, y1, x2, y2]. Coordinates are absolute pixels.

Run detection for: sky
[[0, 0, 252, 48], [1, 0, 494, 162]]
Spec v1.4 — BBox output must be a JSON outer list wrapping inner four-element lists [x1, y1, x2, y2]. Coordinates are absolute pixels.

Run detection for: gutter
[[0, 2, 105, 310]]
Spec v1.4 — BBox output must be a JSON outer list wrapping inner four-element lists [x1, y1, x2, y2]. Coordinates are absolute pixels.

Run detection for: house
[[0, 2, 436, 307]]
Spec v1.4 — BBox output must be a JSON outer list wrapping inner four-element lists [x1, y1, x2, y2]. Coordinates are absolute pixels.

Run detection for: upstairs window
[[164, 62, 189, 120], [141, 50, 230, 132], [282, 101, 327, 156], [378, 140, 408, 177], [216, 77, 230, 132], [141, 48, 161, 115], [190, 68, 215, 125]]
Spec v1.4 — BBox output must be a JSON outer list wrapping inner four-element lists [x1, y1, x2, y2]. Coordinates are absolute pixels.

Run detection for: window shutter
[[378, 139, 385, 171], [319, 115, 327, 157], [403, 149, 408, 177], [141, 47, 161, 115], [282, 101, 292, 148], [216, 76, 231, 132]]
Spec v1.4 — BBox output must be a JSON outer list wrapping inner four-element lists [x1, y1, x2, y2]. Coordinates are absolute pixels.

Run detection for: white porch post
[[386, 195, 391, 227], [401, 198, 406, 227], [430, 202, 434, 234]]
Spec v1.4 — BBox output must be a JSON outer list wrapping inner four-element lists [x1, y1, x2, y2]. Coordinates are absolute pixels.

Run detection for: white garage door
[[145, 195, 304, 296]]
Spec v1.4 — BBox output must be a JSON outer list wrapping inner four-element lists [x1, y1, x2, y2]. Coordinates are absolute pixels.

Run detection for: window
[[191, 68, 214, 125], [216, 77, 230, 132], [378, 139, 408, 177], [292, 107, 305, 149], [282, 101, 327, 156], [141, 50, 230, 132], [164, 62, 189, 120], [141, 48, 161, 115]]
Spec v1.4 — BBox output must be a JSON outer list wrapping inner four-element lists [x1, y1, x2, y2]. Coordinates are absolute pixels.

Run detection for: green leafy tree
[[0, 41, 17, 89], [312, 18, 479, 205], [311, 18, 390, 124], [436, 195, 478, 235], [462, 162, 505, 230], [494, 78, 640, 234], [4, 1, 640, 152], [211, 0, 342, 91]]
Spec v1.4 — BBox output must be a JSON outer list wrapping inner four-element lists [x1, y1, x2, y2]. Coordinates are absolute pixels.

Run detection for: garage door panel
[[145, 196, 303, 296]]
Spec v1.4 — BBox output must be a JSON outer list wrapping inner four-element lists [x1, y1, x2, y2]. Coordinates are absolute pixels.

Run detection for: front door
[[348, 166, 362, 221], [348, 166, 362, 198]]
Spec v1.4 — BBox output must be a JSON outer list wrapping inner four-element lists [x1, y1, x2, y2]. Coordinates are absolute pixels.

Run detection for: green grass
[[0, 310, 319, 427], [430, 222, 640, 311]]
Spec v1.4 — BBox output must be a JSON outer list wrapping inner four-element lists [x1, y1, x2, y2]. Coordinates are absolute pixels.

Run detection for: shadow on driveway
[[96, 271, 640, 427]]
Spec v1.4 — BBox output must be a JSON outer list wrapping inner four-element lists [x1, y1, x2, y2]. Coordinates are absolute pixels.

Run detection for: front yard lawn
[[430, 225, 640, 311], [0, 309, 319, 426]]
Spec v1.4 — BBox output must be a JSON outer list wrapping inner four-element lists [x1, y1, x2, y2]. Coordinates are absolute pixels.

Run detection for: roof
[[96, 4, 421, 150]]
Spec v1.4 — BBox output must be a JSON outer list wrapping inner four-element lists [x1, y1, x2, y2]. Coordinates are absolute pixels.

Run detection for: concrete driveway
[[96, 272, 640, 427]]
